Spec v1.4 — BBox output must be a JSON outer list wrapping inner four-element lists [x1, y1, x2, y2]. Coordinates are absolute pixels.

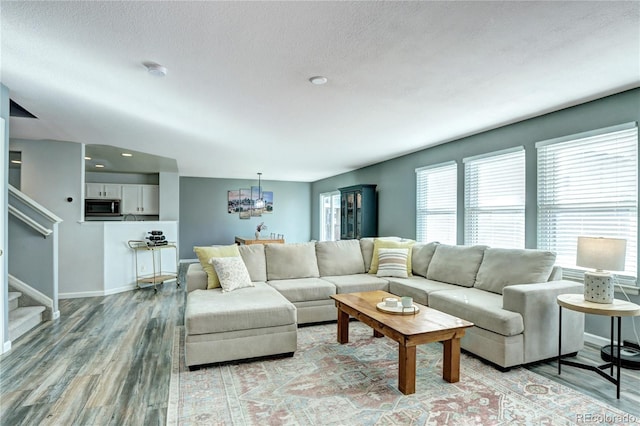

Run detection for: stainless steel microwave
[[85, 199, 122, 216]]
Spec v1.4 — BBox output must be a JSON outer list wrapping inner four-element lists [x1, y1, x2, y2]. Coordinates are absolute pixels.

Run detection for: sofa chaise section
[[184, 244, 297, 368], [185, 284, 297, 367]]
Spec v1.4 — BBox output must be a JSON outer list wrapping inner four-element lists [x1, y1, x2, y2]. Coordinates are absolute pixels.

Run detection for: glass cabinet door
[[355, 191, 362, 239], [345, 192, 355, 239]]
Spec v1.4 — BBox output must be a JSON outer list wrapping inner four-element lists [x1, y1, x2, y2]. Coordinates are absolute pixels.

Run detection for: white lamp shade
[[576, 236, 626, 272]]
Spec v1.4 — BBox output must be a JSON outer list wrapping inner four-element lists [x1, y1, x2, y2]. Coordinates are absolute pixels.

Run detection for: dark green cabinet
[[339, 184, 377, 239]]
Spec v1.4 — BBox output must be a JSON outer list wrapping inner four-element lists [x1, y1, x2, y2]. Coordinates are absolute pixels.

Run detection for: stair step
[[8, 292, 22, 312], [9, 306, 46, 341]]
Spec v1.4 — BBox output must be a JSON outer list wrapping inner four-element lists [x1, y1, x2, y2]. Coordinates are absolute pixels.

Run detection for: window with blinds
[[464, 148, 525, 248], [537, 123, 638, 286], [416, 162, 457, 244]]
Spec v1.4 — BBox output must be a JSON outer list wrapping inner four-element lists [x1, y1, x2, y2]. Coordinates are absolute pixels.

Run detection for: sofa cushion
[[426, 244, 487, 287], [238, 244, 267, 282], [193, 244, 241, 289], [369, 239, 415, 275], [268, 278, 336, 302], [322, 274, 389, 294], [185, 283, 296, 335], [316, 240, 365, 276], [411, 242, 439, 277], [376, 248, 410, 278], [475, 248, 557, 294], [186, 262, 208, 293], [360, 237, 403, 272], [266, 242, 320, 280], [387, 276, 463, 306], [209, 256, 254, 292], [429, 288, 524, 336]]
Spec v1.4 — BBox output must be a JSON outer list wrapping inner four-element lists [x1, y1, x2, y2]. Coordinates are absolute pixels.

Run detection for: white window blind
[[537, 124, 638, 285], [464, 148, 525, 248], [416, 162, 457, 244], [320, 191, 341, 241]]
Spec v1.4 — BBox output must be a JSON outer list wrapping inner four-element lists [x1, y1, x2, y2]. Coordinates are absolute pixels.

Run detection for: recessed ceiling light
[[84, 156, 92, 160], [144, 62, 167, 77], [309, 76, 328, 85], [11, 160, 22, 164], [121, 153, 133, 157], [95, 164, 105, 168]]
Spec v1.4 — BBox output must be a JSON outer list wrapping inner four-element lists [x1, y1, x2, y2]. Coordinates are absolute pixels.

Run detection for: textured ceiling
[[2, 1, 639, 181]]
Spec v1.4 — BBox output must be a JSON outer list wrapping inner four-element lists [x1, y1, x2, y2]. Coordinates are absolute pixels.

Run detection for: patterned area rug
[[167, 323, 634, 425]]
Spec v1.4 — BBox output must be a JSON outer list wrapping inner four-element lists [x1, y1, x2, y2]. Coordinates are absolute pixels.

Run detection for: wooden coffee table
[[331, 290, 473, 395]]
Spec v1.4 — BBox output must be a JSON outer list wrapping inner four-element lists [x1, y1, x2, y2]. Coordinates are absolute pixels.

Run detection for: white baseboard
[[3, 340, 12, 354], [104, 284, 138, 296], [59, 284, 139, 299], [584, 332, 612, 348]]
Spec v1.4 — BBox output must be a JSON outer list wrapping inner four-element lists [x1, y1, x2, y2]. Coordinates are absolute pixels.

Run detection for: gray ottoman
[[185, 282, 297, 368]]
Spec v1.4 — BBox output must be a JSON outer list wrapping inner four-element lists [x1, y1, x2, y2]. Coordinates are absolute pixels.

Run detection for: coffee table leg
[[442, 338, 461, 383], [337, 308, 349, 344], [398, 344, 416, 395], [373, 329, 383, 338]]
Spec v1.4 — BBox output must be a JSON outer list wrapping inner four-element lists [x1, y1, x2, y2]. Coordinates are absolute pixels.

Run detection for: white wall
[[103, 222, 178, 295]]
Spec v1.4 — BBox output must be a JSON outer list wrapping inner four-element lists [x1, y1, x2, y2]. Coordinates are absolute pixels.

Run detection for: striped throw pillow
[[376, 248, 409, 278]]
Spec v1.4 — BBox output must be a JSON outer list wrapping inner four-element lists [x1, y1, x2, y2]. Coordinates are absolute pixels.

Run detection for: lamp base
[[584, 271, 614, 303]]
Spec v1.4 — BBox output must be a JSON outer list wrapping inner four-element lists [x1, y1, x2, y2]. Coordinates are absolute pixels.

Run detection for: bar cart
[[128, 240, 180, 293]]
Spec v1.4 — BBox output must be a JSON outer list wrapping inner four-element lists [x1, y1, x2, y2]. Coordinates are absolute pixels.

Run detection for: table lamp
[[576, 236, 626, 304]]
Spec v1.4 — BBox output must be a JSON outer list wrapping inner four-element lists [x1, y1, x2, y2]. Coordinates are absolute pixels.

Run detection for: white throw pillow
[[209, 256, 254, 293], [376, 248, 409, 278]]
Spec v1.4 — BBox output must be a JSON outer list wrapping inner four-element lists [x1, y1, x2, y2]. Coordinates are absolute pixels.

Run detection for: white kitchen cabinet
[[86, 183, 122, 199], [121, 184, 159, 215]]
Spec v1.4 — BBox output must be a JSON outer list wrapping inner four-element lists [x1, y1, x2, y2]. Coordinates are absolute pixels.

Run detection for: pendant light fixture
[[254, 172, 265, 209]]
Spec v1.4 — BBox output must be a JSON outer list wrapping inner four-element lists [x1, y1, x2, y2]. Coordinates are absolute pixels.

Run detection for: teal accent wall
[[312, 88, 640, 244], [311, 88, 640, 342], [179, 177, 311, 259]]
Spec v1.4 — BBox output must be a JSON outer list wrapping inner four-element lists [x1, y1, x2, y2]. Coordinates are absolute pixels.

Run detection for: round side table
[[557, 293, 640, 399]]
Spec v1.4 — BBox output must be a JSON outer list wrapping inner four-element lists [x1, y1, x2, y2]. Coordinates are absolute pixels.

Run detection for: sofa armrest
[[186, 263, 208, 293], [503, 280, 584, 363]]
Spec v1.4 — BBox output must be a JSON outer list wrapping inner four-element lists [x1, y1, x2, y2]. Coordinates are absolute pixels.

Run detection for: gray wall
[[8, 215, 56, 299], [10, 139, 104, 295], [179, 177, 311, 259], [311, 88, 640, 343], [159, 172, 180, 221]]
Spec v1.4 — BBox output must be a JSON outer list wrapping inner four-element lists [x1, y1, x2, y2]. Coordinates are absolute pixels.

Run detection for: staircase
[[8, 291, 46, 341]]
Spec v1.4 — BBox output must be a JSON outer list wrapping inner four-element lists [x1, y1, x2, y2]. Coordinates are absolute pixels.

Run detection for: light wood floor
[[1, 284, 639, 425]]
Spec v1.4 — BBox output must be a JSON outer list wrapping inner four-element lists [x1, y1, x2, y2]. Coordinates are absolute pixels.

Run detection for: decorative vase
[[255, 231, 260, 240]]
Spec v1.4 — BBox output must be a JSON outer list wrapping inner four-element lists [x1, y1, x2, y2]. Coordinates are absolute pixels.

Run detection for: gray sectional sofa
[[185, 238, 584, 370]]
